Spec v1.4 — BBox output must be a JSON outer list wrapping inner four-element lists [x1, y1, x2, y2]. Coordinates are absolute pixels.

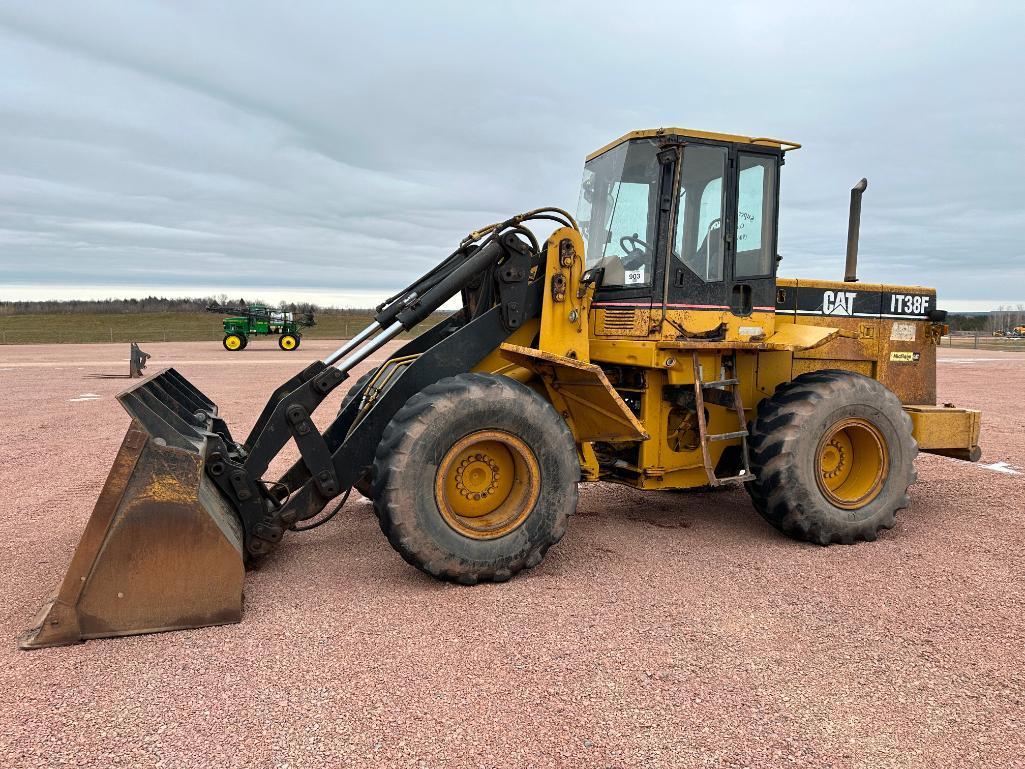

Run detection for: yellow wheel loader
[[22, 127, 982, 649]]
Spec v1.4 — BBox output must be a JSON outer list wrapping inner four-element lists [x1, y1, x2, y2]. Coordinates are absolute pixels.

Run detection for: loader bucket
[[20, 369, 245, 650]]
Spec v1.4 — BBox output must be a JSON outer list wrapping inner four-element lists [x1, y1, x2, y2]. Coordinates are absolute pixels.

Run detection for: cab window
[[673, 144, 727, 282], [734, 153, 778, 278], [576, 140, 661, 287]]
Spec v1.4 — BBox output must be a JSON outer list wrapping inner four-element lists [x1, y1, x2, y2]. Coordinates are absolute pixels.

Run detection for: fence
[[941, 333, 1025, 351]]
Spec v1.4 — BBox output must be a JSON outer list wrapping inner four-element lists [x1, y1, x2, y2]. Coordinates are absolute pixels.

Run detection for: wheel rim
[[281, 336, 297, 350], [815, 417, 889, 509], [225, 335, 242, 350], [435, 430, 540, 539]]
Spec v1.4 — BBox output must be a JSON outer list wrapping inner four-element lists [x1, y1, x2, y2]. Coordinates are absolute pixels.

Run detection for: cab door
[[728, 147, 780, 326], [664, 141, 731, 337], [664, 142, 780, 338]]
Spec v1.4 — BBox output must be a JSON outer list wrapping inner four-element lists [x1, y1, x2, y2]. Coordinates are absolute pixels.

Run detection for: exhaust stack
[[844, 178, 868, 283]]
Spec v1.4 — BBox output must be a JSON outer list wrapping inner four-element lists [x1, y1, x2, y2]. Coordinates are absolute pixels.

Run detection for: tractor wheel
[[223, 334, 245, 351], [239, 335, 248, 349], [372, 373, 578, 584], [338, 370, 376, 499], [279, 334, 299, 351], [746, 369, 917, 545]]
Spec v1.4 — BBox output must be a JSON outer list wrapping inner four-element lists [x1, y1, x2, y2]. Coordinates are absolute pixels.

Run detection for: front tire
[[372, 373, 579, 584], [279, 334, 299, 350], [746, 370, 918, 545]]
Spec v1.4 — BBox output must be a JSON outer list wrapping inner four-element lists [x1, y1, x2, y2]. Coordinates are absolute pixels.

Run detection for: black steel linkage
[[275, 311, 465, 495], [278, 293, 542, 532], [243, 361, 337, 451], [207, 227, 545, 558], [242, 364, 347, 479], [391, 238, 505, 330], [495, 234, 538, 332]]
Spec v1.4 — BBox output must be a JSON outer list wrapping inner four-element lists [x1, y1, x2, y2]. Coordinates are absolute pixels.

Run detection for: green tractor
[[207, 303, 316, 351]]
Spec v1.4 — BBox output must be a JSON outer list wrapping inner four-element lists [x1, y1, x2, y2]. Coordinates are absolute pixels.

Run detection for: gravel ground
[[1, 341, 1022, 768]]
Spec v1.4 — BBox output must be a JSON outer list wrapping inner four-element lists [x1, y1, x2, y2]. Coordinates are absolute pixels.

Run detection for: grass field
[[0, 311, 445, 345], [4, 312, 1025, 351]]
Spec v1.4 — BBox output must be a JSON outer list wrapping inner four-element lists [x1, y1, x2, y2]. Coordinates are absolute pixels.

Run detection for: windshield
[[576, 139, 661, 288]]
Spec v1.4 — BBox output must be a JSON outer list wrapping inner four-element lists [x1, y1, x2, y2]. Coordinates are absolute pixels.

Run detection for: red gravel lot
[[1, 341, 1022, 768]]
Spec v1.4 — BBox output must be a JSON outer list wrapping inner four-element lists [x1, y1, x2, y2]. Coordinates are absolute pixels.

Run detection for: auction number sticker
[[624, 266, 646, 285]]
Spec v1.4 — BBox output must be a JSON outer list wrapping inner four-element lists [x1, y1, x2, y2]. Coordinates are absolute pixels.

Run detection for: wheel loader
[[21, 127, 982, 650]]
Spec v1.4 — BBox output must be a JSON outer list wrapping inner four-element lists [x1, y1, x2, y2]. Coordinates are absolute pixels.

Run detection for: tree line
[[988, 304, 1025, 332]]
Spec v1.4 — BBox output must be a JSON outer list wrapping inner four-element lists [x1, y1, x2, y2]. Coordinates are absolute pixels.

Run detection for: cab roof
[[586, 127, 802, 162]]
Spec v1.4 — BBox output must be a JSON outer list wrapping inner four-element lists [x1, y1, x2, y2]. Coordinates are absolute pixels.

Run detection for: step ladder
[[690, 352, 755, 486]]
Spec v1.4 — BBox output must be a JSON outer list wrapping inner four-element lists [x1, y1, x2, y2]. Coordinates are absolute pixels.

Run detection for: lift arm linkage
[[207, 223, 550, 557]]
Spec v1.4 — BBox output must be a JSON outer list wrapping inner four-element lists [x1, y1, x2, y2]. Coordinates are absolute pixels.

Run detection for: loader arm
[[208, 228, 545, 556], [22, 209, 583, 649]]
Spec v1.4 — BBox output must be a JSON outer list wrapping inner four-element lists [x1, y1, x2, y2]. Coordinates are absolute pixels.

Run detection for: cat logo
[[822, 290, 857, 316], [824, 289, 856, 315]]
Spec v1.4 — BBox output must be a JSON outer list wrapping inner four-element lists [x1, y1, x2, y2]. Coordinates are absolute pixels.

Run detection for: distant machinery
[[206, 302, 316, 351], [129, 342, 150, 378]]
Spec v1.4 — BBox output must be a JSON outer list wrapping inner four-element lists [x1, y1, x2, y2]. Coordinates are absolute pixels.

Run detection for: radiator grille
[[601, 308, 637, 330]]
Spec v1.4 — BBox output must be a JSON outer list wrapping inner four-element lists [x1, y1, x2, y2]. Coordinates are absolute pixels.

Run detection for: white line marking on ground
[[936, 456, 1023, 475], [68, 393, 102, 402], [978, 461, 1022, 475], [937, 358, 1003, 363]]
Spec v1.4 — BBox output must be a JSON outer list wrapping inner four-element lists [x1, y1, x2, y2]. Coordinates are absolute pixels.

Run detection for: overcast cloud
[[0, 1, 1022, 309]]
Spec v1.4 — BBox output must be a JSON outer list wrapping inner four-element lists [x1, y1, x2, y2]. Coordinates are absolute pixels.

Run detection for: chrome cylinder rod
[[333, 321, 404, 373], [323, 321, 381, 366]]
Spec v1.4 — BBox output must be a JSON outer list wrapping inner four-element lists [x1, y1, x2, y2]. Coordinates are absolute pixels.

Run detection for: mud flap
[[20, 370, 245, 650]]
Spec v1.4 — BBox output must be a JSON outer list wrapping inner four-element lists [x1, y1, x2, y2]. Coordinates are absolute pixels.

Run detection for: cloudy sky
[[0, 1, 1022, 310]]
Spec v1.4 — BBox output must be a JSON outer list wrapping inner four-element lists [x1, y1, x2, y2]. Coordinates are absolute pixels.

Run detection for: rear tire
[[746, 370, 917, 545], [372, 373, 578, 584]]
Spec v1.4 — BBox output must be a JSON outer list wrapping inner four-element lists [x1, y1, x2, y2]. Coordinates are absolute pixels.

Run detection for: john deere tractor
[[23, 127, 982, 649], [208, 302, 315, 351]]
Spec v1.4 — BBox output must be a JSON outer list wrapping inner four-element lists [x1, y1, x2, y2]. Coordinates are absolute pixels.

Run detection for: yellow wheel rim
[[435, 430, 540, 540], [815, 417, 889, 509], [225, 335, 242, 350], [281, 336, 297, 350]]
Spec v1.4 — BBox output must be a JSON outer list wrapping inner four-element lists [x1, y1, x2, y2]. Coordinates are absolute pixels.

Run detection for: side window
[[605, 182, 652, 286], [735, 153, 778, 278], [673, 145, 727, 282]]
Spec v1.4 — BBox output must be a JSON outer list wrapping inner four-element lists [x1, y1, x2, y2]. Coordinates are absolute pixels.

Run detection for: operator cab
[[577, 128, 798, 330]]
